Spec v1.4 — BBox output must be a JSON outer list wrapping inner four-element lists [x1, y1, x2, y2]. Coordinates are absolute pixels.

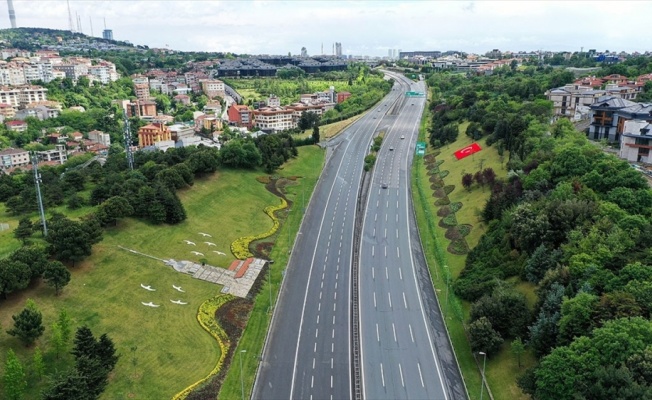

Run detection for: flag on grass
[[454, 143, 482, 160]]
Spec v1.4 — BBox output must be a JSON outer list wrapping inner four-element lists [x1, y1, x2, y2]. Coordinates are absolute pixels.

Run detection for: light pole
[[239, 349, 247, 400], [479, 351, 487, 400]]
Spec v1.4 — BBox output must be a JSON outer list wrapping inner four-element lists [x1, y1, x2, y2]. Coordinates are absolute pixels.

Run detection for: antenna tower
[[76, 12, 81, 33], [31, 153, 47, 237], [122, 109, 134, 170], [7, 0, 16, 28], [67, 0, 74, 32], [89, 16, 93, 36]]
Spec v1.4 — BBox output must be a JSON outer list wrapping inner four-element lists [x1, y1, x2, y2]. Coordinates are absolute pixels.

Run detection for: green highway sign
[[406, 91, 426, 98], [416, 141, 426, 156]]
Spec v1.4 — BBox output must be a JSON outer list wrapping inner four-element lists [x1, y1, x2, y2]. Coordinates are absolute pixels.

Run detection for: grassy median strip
[[217, 145, 325, 400]]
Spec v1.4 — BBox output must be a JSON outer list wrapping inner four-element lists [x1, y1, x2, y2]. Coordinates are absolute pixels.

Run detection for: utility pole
[[122, 109, 134, 170], [32, 153, 47, 237]]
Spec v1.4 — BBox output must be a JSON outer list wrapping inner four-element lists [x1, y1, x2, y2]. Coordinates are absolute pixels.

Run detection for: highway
[[254, 76, 408, 400], [359, 75, 465, 399]]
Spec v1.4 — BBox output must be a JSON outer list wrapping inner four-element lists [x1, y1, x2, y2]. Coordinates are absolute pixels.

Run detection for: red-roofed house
[[5, 120, 27, 132], [137, 123, 172, 148]]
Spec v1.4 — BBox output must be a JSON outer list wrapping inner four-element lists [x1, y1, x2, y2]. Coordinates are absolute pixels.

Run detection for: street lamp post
[[239, 349, 247, 400], [479, 351, 487, 400]]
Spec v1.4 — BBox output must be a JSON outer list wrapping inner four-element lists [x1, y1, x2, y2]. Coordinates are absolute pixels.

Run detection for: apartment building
[[0, 148, 30, 170], [138, 123, 172, 148], [5, 120, 27, 132], [53, 63, 89, 81], [88, 130, 111, 147], [227, 104, 254, 129], [37, 144, 67, 164], [588, 96, 652, 142], [200, 79, 226, 99], [253, 106, 294, 132], [619, 120, 652, 163], [132, 75, 151, 101]]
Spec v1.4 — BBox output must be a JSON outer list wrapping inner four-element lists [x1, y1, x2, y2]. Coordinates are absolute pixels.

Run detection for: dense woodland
[[426, 64, 652, 399]]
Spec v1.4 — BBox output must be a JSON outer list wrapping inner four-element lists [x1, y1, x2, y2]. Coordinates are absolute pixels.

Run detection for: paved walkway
[[119, 246, 266, 298]]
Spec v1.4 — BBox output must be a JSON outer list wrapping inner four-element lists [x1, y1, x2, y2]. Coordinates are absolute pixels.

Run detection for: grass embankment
[[411, 113, 536, 399], [218, 145, 325, 399], [0, 165, 288, 398]]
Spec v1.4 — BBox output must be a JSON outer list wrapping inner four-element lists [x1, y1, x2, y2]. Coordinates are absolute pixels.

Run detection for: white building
[[253, 106, 295, 132], [37, 144, 67, 164], [0, 148, 30, 170], [619, 120, 652, 163], [88, 130, 111, 147]]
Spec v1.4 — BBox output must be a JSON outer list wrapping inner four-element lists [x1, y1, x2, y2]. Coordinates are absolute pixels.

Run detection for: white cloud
[[9, 0, 652, 55]]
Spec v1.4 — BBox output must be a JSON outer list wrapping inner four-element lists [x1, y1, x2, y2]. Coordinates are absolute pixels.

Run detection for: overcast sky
[[9, 1, 652, 56]]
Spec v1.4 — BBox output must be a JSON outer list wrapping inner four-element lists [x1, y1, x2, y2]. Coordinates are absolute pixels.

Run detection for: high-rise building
[[301, 47, 308, 57], [335, 42, 342, 57], [102, 29, 113, 40]]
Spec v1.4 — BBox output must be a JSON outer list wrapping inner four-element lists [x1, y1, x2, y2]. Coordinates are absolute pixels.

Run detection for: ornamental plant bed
[[444, 185, 456, 195], [424, 154, 437, 163], [445, 226, 463, 241], [433, 188, 447, 198], [458, 224, 472, 237], [447, 238, 470, 255], [435, 196, 451, 206], [429, 174, 442, 183], [439, 170, 450, 179], [437, 205, 452, 217], [450, 202, 463, 213], [427, 167, 440, 176], [253, 241, 274, 259]]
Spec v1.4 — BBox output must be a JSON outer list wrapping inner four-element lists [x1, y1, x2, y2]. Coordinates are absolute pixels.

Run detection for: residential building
[[588, 96, 652, 142], [227, 104, 254, 129], [18, 86, 48, 108], [0, 148, 30, 170], [202, 102, 222, 115], [267, 95, 281, 107], [0, 86, 20, 108], [174, 94, 191, 105], [337, 91, 351, 103], [37, 144, 67, 164], [5, 120, 27, 132], [619, 120, 652, 163], [53, 63, 88, 81], [16, 105, 59, 120], [168, 124, 195, 141], [132, 75, 150, 101], [88, 130, 111, 147], [0, 103, 15, 119], [253, 106, 294, 132], [149, 79, 170, 95], [103, 29, 113, 40], [138, 123, 172, 148]]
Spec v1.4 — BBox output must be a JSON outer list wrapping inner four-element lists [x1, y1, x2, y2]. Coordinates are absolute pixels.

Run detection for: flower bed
[[172, 294, 234, 400], [230, 198, 288, 259]]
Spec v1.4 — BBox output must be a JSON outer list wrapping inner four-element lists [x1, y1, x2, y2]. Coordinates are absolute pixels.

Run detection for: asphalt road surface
[[254, 78, 407, 400], [359, 75, 466, 400]]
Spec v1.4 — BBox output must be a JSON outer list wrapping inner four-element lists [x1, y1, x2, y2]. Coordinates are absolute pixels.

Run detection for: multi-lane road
[[253, 72, 465, 400]]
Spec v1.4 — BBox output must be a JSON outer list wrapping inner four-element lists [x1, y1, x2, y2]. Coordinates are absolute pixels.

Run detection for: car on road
[[400, 135, 405, 140], [389, 146, 394, 151], [381, 183, 388, 189]]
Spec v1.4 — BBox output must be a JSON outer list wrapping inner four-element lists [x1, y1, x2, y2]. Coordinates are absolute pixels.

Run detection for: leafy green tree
[[66, 194, 85, 210], [469, 316, 503, 356], [58, 309, 72, 344], [525, 245, 563, 284], [46, 217, 101, 267], [7, 300, 45, 346], [10, 245, 49, 279], [43, 261, 71, 295], [42, 371, 92, 400], [558, 292, 599, 345], [32, 347, 45, 379], [0, 259, 30, 299], [13, 217, 33, 244], [511, 337, 526, 368], [50, 322, 65, 360], [3, 349, 26, 400], [96, 196, 134, 227], [312, 124, 320, 144]]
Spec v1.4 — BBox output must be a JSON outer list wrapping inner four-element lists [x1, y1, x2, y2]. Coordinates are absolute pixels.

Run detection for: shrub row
[[230, 198, 288, 259], [173, 294, 235, 400]]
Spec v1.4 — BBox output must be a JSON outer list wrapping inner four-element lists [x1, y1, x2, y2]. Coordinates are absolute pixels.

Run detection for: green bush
[[450, 202, 463, 213]]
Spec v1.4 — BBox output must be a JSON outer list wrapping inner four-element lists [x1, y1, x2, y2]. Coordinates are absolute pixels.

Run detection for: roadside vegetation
[[420, 64, 652, 399]]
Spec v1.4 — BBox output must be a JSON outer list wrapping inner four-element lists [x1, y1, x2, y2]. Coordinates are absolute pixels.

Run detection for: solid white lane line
[[392, 323, 397, 342], [388, 292, 392, 308], [409, 324, 415, 343], [399, 363, 405, 387], [403, 292, 408, 309], [417, 362, 425, 387], [399, 267, 403, 280], [380, 363, 385, 387], [376, 323, 380, 342]]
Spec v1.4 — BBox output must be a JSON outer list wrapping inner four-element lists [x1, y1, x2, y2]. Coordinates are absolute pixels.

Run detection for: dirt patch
[[256, 175, 271, 184], [253, 242, 274, 259]]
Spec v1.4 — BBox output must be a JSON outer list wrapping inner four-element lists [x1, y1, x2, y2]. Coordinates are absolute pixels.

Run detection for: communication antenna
[[76, 12, 81, 33], [31, 153, 47, 237], [89, 16, 93, 37], [122, 109, 134, 170], [67, 0, 74, 32], [7, 0, 16, 29]]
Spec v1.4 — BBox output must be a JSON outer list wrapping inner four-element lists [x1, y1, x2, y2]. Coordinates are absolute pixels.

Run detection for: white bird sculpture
[[183, 240, 196, 246], [212, 250, 226, 256], [198, 232, 212, 237], [140, 284, 156, 291], [141, 302, 160, 308], [191, 251, 204, 256], [170, 299, 188, 305], [172, 285, 185, 293], [204, 242, 216, 246]]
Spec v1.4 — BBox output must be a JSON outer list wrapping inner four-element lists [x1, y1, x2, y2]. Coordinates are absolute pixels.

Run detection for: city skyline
[[6, 1, 652, 56]]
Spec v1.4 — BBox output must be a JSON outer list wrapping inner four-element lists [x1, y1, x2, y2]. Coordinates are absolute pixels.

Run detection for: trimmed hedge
[[231, 198, 288, 259], [444, 185, 455, 195], [450, 202, 463, 213], [439, 170, 450, 179]]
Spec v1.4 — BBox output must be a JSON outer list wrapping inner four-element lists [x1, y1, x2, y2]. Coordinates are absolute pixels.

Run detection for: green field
[[0, 149, 327, 398], [411, 116, 536, 399], [218, 145, 325, 399]]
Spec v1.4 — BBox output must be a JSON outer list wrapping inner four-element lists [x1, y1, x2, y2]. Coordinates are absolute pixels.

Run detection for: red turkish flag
[[453, 143, 482, 160]]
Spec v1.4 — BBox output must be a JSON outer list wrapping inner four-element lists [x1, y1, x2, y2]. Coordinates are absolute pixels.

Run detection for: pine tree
[[71, 326, 98, 361], [51, 323, 65, 360], [32, 347, 45, 379], [58, 309, 72, 344], [7, 300, 45, 346], [511, 337, 525, 368], [96, 334, 119, 372], [13, 217, 33, 244], [43, 261, 71, 295]]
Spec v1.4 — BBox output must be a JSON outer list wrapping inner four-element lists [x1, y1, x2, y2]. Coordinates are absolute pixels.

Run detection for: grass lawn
[[218, 146, 326, 399], [0, 163, 300, 398], [412, 112, 531, 399]]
